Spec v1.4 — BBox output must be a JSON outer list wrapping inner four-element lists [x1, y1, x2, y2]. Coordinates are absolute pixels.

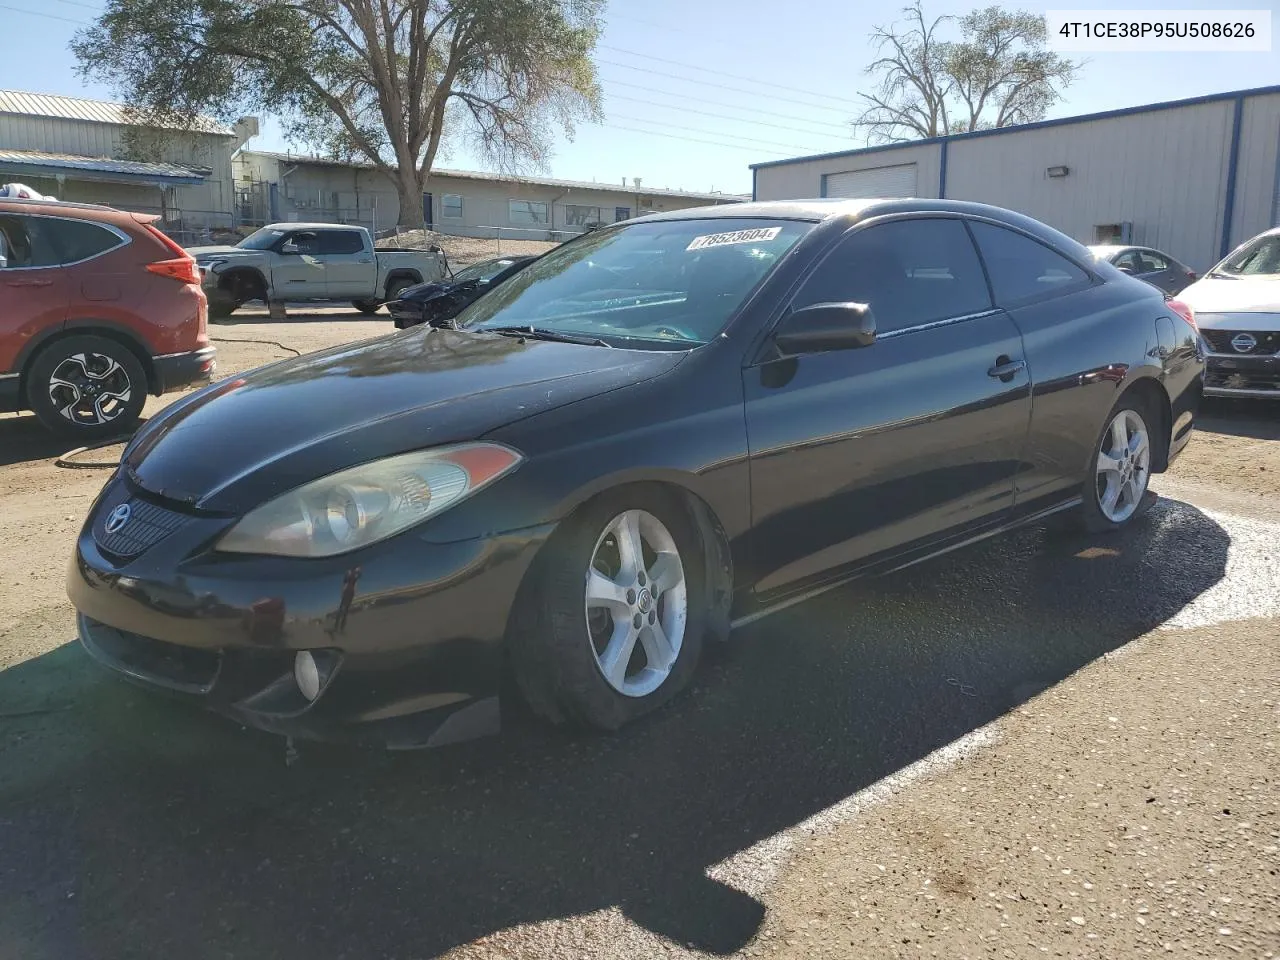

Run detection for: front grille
[[1205, 372, 1280, 392], [93, 493, 191, 559], [80, 616, 220, 693], [1201, 329, 1280, 355]]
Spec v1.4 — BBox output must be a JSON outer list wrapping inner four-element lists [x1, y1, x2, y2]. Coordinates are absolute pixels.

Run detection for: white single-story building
[[234, 150, 743, 240], [751, 84, 1280, 272]]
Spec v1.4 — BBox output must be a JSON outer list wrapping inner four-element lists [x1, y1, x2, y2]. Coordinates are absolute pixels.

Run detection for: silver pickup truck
[[188, 223, 447, 318]]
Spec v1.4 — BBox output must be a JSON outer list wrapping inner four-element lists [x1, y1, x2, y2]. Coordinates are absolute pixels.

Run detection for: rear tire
[[26, 334, 147, 441], [352, 299, 381, 316], [1075, 393, 1158, 533], [384, 277, 415, 302], [509, 489, 706, 731]]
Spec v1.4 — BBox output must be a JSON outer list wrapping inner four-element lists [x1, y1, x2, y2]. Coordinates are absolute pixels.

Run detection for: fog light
[[295, 651, 322, 701]]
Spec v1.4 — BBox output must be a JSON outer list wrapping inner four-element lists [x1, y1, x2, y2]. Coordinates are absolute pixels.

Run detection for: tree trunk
[[393, 168, 428, 230]]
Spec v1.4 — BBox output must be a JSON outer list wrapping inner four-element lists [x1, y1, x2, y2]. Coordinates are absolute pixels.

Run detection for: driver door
[[273, 231, 326, 298], [741, 216, 1032, 596]]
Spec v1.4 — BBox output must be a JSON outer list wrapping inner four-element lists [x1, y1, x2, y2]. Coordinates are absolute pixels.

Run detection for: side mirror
[[774, 302, 877, 355], [1116, 264, 1134, 274], [280, 241, 299, 255]]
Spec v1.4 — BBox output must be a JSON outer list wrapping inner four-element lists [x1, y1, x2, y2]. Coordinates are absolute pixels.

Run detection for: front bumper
[[153, 347, 217, 395], [68, 475, 552, 746], [1204, 353, 1280, 398]]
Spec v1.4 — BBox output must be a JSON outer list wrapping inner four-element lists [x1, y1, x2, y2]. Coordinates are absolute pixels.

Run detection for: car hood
[[397, 280, 453, 302], [123, 328, 683, 513], [1179, 276, 1280, 316]]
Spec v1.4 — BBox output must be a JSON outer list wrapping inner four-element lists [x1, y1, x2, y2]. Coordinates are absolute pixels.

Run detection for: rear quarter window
[[44, 217, 127, 264], [969, 220, 1093, 307]]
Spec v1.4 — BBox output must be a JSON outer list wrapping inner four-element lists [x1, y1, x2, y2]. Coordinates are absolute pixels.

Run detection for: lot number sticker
[[686, 227, 782, 251]]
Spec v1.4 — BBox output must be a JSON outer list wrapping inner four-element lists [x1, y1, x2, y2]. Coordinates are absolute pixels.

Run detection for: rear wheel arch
[[23, 324, 157, 397], [1118, 376, 1172, 472], [383, 270, 422, 299]]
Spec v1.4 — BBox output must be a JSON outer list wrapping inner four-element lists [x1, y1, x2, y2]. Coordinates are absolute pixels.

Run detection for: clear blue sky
[[0, 0, 1277, 194]]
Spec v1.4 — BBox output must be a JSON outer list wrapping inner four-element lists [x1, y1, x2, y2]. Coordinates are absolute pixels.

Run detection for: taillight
[[146, 258, 201, 284], [143, 224, 200, 284], [1166, 298, 1197, 330]]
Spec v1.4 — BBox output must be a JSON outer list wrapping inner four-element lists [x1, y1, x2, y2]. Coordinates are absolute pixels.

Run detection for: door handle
[[4, 278, 53, 287], [357, 258, 373, 264], [988, 356, 1026, 382]]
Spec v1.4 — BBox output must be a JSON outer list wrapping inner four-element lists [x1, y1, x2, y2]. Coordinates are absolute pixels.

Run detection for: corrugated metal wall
[[946, 100, 1233, 271], [753, 89, 1280, 273], [756, 142, 941, 202]]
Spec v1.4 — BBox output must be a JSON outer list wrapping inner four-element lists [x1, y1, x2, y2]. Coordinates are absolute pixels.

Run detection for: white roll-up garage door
[[823, 163, 918, 199]]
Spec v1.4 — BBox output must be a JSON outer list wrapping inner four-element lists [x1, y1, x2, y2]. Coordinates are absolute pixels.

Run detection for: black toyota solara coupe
[[69, 199, 1204, 747]]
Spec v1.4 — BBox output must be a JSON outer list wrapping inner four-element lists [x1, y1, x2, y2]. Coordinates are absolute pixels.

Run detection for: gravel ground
[[0, 326, 1277, 960]]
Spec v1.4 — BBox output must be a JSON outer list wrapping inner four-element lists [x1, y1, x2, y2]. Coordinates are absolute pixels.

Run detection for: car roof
[[632, 197, 1095, 262]]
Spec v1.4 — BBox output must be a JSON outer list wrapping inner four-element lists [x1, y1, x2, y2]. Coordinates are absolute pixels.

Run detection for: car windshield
[[1211, 234, 1280, 278], [453, 258, 521, 284], [454, 218, 812, 347], [237, 227, 288, 250]]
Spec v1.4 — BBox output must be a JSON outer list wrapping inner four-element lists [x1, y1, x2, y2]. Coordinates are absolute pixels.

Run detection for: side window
[[0, 215, 63, 268], [442, 195, 463, 220], [285, 231, 319, 255], [793, 218, 992, 334], [1138, 250, 1168, 272], [44, 218, 125, 264], [1113, 250, 1142, 274], [970, 221, 1092, 306], [317, 231, 364, 255]]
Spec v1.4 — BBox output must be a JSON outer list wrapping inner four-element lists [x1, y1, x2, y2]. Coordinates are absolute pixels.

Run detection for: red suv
[[0, 197, 215, 440]]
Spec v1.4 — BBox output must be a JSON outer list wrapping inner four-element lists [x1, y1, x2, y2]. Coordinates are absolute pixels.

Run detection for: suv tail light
[[1166, 298, 1197, 330], [143, 224, 200, 284]]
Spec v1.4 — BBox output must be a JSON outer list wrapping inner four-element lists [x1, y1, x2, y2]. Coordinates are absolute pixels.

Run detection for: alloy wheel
[[584, 509, 688, 698], [47, 352, 133, 427], [1095, 408, 1151, 523]]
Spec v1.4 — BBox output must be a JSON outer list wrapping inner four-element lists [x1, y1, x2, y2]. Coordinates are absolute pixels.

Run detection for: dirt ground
[[0, 325, 1278, 959]]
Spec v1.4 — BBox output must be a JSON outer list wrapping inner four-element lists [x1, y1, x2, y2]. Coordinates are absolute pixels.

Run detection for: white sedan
[[1179, 228, 1280, 399]]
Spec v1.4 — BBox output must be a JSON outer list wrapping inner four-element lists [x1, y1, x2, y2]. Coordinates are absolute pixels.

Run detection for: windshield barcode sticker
[[686, 227, 782, 251]]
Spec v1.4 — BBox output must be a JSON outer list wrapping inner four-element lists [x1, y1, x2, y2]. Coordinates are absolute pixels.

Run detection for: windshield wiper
[[480, 325, 612, 348]]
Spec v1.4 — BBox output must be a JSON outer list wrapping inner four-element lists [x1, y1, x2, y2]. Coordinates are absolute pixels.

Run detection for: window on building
[[615, 206, 631, 222], [793, 218, 991, 334], [564, 204, 602, 227], [441, 194, 463, 220], [969, 221, 1092, 306], [508, 200, 549, 226], [317, 230, 365, 255]]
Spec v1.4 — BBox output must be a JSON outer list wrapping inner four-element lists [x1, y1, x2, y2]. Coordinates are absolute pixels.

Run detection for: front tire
[[510, 490, 706, 731], [352, 299, 381, 316], [26, 335, 147, 441], [1077, 396, 1156, 532]]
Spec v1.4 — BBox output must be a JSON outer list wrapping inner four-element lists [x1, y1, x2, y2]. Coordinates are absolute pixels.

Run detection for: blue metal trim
[[0, 160, 204, 186], [749, 82, 1280, 170], [1220, 95, 1246, 258], [938, 140, 949, 199]]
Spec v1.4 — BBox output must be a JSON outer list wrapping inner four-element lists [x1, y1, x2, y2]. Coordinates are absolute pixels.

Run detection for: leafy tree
[[74, 0, 603, 227], [854, 1, 1079, 144]]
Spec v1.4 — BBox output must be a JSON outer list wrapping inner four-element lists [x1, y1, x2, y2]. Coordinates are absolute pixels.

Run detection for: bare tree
[[75, 0, 603, 228], [854, 2, 1079, 144]]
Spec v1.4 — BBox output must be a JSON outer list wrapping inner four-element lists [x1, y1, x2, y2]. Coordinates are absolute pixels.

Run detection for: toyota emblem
[[1231, 332, 1257, 353], [105, 503, 132, 535]]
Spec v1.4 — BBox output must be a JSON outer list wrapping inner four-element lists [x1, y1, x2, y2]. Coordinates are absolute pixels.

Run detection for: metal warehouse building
[[752, 84, 1280, 273], [0, 90, 257, 242]]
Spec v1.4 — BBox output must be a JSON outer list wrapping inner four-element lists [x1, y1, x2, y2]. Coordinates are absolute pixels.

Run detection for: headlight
[[216, 442, 522, 557]]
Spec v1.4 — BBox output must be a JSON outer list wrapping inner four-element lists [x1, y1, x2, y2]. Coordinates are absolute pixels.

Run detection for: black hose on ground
[[55, 438, 128, 470]]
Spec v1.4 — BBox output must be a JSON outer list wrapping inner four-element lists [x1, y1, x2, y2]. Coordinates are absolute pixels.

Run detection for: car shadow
[[0, 498, 1229, 959], [0, 413, 136, 468], [1197, 397, 1280, 441]]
